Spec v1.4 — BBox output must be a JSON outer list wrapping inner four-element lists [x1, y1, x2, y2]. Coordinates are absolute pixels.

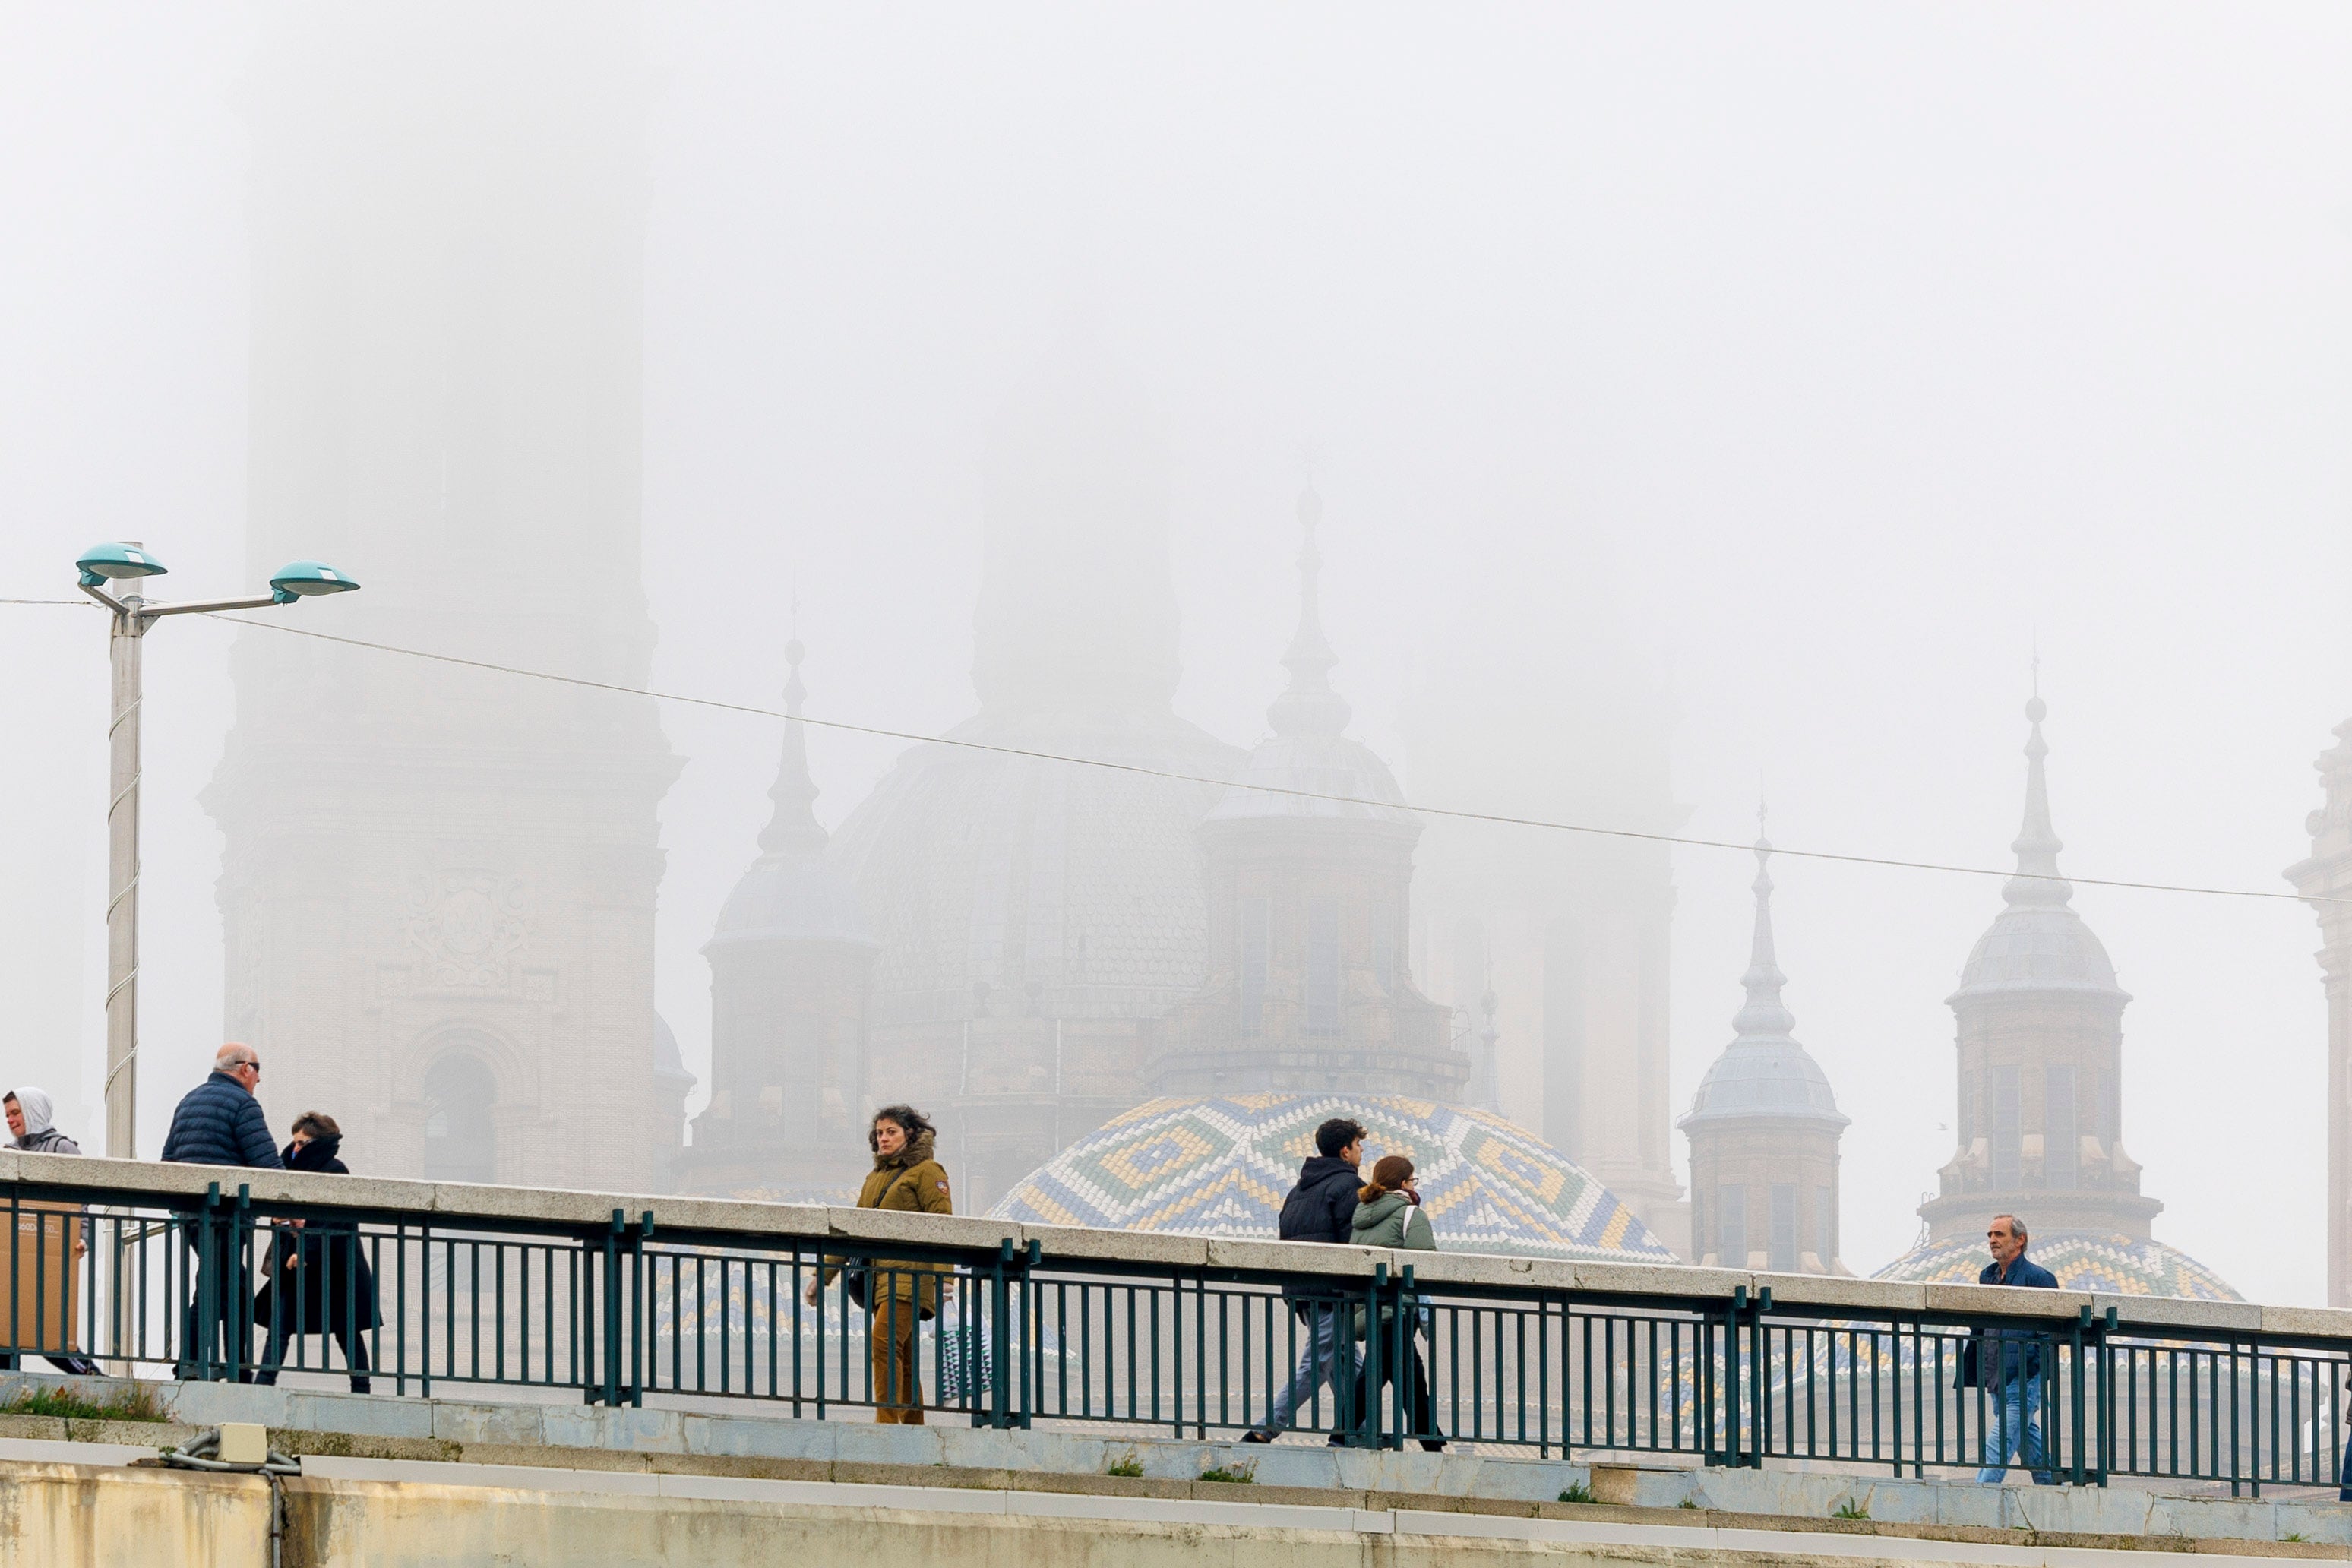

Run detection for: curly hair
[[868, 1104, 936, 1151]]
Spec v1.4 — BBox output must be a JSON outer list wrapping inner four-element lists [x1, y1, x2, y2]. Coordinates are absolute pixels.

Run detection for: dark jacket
[[160, 1073, 283, 1171], [1956, 1253, 2060, 1388], [251, 1135, 379, 1335], [1276, 1155, 1361, 1307]]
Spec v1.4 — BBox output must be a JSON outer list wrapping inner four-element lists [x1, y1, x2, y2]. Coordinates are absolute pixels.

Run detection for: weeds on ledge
[[1678, 1498, 1699, 1510], [1107, 1455, 1143, 1478], [2, 1383, 166, 1424], [1832, 1500, 1870, 1520], [1557, 1482, 1596, 1504], [1199, 1465, 1255, 1484]]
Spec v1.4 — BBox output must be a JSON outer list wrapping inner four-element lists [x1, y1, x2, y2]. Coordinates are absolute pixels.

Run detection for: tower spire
[[1266, 485, 1352, 738], [757, 637, 827, 855], [2003, 685, 2071, 909], [1732, 803, 1795, 1038]]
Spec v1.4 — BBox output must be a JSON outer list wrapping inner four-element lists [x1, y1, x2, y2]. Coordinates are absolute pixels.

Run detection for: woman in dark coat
[[252, 1112, 378, 1392]]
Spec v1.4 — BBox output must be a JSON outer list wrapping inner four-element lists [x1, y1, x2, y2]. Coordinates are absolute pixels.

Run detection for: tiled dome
[[991, 1092, 1676, 1263], [1873, 1231, 2238, 1301]]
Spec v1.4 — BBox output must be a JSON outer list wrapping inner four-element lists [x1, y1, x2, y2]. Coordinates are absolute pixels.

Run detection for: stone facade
[[2287, 719, 2352, 1305], [1680, 833, 1847, 1273], [205, 5, 683, 1193]]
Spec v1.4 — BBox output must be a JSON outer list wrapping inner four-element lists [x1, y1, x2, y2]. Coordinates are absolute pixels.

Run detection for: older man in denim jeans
[[1970, 1213, 2057, 1484]]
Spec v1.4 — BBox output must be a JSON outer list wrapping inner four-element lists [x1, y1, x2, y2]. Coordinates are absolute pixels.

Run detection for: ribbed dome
[[992, 1092, 1675, 1263], [1951, 693, 2128, 1002], [1204, 487, 1415, 833], [709, 852, 873, 947], [1204, 731, 1413, 827], [1684, 1041, 1844, 1123], [1953, 905, 2122, 997], [707, 640, 875, 951], [1682, 833, 1846, 1127]]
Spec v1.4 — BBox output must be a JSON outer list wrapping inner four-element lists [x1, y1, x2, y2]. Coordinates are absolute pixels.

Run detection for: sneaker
[[1326, 1434, 1347, 1446], [1420, 1440, 1448, 1453], [1238, 1430, 1274, 1445]]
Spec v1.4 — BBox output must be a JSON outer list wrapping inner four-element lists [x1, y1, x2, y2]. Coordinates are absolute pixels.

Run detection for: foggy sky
[[2, 4, 2347, 1301]]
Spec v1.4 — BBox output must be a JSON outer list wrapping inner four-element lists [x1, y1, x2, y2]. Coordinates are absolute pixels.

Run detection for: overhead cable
[[179, 610, 2335, 908]]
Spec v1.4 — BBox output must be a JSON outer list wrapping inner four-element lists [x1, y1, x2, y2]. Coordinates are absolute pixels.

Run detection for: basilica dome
[[1953, 906, 2123, 999], [827, 710, 1242, 1023], [1874, 1231, 2238, 1301], [990, 1092, 1675, 1263]]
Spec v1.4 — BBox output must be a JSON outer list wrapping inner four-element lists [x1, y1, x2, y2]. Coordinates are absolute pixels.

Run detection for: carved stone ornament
[[406, 870, 531, 988]]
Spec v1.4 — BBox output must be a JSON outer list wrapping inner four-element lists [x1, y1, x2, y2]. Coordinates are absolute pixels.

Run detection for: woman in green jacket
[[804, 1105, 953, 1424], [1349, 1154, 1445, 1450]]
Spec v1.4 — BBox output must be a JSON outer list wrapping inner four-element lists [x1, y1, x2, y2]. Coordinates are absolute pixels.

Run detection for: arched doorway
[[421, 1052, 498, 1184]]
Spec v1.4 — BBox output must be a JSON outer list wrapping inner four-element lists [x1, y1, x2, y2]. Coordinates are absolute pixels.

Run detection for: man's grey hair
[[1990, 1212, 2028, 1244], [213, 1043, 258, 1071]]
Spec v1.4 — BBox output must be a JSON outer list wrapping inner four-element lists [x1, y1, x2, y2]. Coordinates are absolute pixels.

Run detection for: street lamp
[[74, 542, 360, 1159]]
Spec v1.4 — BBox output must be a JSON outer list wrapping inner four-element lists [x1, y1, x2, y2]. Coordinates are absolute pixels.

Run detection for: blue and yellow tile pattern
[[990, 1092, 1675, 1263], [1875, 1231, 2239, 1301]]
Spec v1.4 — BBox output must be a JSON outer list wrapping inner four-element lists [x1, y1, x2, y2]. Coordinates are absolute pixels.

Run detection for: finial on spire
[[1731, 826, 1795, 1038], [2003, 680, 2069, 909], [1265, 484, 1352, 738], [757, 636, 827, 856]]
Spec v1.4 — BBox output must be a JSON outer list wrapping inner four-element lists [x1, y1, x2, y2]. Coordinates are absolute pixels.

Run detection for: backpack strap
[[874, 1162, 924, 1209]]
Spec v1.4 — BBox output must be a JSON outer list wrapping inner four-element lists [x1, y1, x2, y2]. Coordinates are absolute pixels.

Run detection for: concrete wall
[[8, 1452, 2348, 1568]]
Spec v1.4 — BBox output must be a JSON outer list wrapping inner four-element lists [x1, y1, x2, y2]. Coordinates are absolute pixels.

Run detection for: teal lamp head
[[76, 542, 168, 588], [267, 560, 361, 604]]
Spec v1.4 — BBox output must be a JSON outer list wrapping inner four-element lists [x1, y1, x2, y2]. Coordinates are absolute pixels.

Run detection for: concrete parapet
[[0, 1152, 2316, 1354]]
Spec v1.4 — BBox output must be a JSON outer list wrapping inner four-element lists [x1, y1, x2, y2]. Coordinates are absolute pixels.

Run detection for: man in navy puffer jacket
[[162, 1045, 284, 1170], [162, 1044, 283, 1379]]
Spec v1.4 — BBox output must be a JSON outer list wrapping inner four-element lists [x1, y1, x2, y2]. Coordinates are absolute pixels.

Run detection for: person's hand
[[802, 1276, 820, 1307]]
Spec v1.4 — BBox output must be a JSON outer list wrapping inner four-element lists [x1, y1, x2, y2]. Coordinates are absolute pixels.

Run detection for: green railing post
[[1393, 1263, 1418, 1452], [598, 1208, 624, 1407], [194, 1183, 221, 1381], [1718, 1285, 1746, 1468], [1748, 1286, 1771, 1468], [1019, 1239, 1040, 1430], [991, 1239, 1013, 1430], [631, 1211, 653, 1408], [231, 1184, 253, 1383], [2069, 1306, 2091, 1486]]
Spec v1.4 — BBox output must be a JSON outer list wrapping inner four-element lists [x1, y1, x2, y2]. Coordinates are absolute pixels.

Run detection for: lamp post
[[74, 543, 360, 1159]]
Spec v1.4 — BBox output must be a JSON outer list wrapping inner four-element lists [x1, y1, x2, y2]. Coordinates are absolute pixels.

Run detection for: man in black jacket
[[162, 1044, 285, 1379], [1241, 1117, 1364, 1444]]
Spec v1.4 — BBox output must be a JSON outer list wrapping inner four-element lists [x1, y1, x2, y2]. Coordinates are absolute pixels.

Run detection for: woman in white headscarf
[[4, 1088, 79, 1155], [0, 1087, 98, 1374]]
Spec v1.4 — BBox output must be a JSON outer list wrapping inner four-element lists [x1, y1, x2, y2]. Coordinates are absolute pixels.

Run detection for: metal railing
[[5, 1156, 2349, 1494]]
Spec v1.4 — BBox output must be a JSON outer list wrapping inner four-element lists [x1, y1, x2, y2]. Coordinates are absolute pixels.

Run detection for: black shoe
[[1326, 1434, 1347, 1446], [1420, 1440, 1447, 1453], [1238, 1430, 1273, 1444]]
